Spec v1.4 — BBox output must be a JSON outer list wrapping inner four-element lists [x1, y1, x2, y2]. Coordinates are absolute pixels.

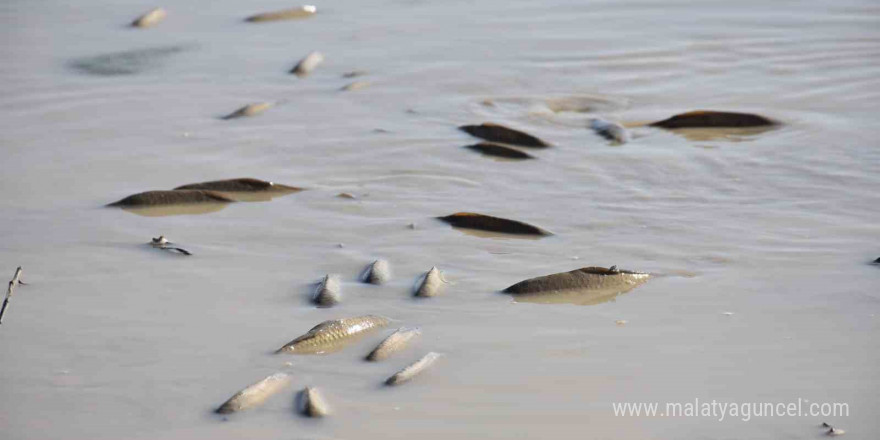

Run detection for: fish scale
[[277, 315, 391, 354]]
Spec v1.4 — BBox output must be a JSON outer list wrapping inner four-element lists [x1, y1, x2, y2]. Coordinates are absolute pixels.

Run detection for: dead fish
[[149, 235, 191, 255], [221, 102, 273, 120], [340, 81, 370, 92], [108, 190, 234, 207], [336, 192, 357, 199], [245, 5, 316, 22], [649, 110, 776, 129], [414, 267, 444, 298], [291, 51, 324, 77], [828, 427, 846, 436], [589, 118, 630, 144], [366, 327, 421, 361], [464, 142, 535, 160], [215, 372, 292, 414], [297, 386, 330, 417], [385, 352, 442, 386], [502, 266, 650, 306], [312, 275, 340, 307], [131, 7, 167, 28], [174, 178, 301, 193], [459, 123, 549, 148], [437, 212, 552, 236], [361, 259, 391, 285], [276, 315, 391, 354]]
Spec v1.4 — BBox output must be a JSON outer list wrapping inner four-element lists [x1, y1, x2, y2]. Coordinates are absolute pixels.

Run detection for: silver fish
[[297, 386, 330, 417], [361, 259, 391, 285], [385, 352, 442, 386], [366, 327, 421, 361], [414, 267, 444, 297], [291, 51, 324, 77], [215, 372, 292, 414], [312, 275, 341, 307], [589, 118, 630, 144]]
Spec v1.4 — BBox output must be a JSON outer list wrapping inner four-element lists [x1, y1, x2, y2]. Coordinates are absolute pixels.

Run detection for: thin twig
[[0, 266, 24, 325]]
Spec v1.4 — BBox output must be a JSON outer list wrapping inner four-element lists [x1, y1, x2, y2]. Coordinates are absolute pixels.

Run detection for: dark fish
[[215, 373, 292, 414], [276, 315, 391, 354], [649, 111, 776, 129], [459, 123, 550, 148], [174, 178, 301, 193], [107, 190, 234, 207], [437, 212, 552, 236], [502, 266, 650, 305], [464, 142, 535, 159]]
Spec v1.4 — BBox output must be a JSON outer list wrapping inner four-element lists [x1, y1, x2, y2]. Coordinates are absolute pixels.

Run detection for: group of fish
[[114, 4, 859, 435]]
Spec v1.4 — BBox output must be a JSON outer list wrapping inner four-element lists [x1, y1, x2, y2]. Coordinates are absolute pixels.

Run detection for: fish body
[[215, 372, 292, 414], [312, 275, 341, 307], [246, 5, 316, 22], [222, 103, 273, 119], [297, 386, 330, 417], [649, 110, 776, 128], [131, 7, 166, 28], [385, 352, 442, 386], [459, 123, 549, 148], [108, 190, 233, 207], [589, 118, 630, 144], [415, 267, 444, 297], [366, 327, 421, 361], [362, 259, 391, 285], [292, 51, 324, 77], [437, 212, 551, 236], [277, 315, 391, 354]]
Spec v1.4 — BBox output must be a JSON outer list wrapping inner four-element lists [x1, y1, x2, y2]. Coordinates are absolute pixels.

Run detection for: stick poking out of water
[[0, 267, 25, 325]]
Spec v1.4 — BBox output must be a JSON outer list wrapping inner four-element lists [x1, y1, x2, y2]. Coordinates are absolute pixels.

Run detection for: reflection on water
[[213, 189, 302, 202], [69, 45, 189, 76], [653, 125, 780, 142], [121, 202, 229, 217], [511, 284, 640, 306], [445, 225, 545, 240]]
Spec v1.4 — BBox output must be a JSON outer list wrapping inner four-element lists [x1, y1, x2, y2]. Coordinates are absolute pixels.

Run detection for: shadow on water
[[120, 203, 230, 217], [68, 45, 190, 76]]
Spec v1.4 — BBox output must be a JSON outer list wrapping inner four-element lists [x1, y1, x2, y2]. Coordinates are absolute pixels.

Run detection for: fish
[[502, 266, 651, 306], [291, 51, 324, 77], [312, 275, 340, 307], [245, 5, 317, 22], [221, 102, 273, 119], [464, 142, 535, 159], [215, 372, 292, 414], [414, 267, 444, 298], [174, 178, 301, 193], [459, 123, 549, 148], [361, 260, 391, 285], [649, 110, 776, 129], [297, 386, 330, 417], [385, 352, 442, 386], [131, 7, 167, 28], [366, 327, 421, 361], [341, 81, 370, 92], [107, 190, 234, 207], [437, 212, 552, 236], [276, 315, 391, 354], [589, 118, 630, 144]]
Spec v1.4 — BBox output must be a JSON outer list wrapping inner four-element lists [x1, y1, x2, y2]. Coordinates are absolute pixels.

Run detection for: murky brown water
[[2, 0, 879, 438]]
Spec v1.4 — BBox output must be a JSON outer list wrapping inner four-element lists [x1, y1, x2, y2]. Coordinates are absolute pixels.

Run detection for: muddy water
[[1, 0, 879, 439]]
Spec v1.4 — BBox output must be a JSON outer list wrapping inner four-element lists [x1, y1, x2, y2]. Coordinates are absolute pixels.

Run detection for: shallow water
[[1, 0, 879, 439]]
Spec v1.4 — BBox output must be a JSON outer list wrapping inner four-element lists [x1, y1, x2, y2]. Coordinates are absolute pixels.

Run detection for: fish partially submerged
[[312, 275, 341, 307], [589, 118, 630, 144], [385, 352, 442, 386], [414, 267, 444, 297], [215, 372, 292, 414], [366, 327, 421, 361], [649, 110, 776, 129], [107, 190, 234, 207], [361, 260, 391, 285], [297, 386, 330, 417], [459, 123, 550, 148], [246, 5, 316, 22], [437, 212, 552, 237], [503, 266, 651, 306], [221, 102, 273, 120], [276, 315, 391, 354]]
